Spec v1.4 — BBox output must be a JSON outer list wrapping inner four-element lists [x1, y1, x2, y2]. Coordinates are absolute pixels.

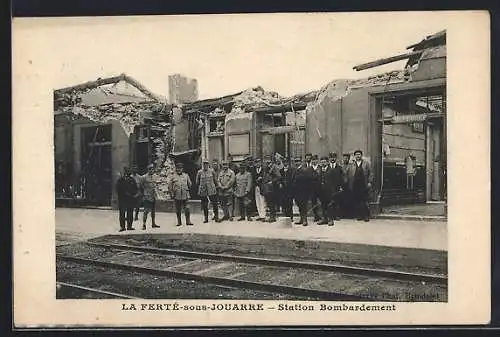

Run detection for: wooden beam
[[353, 50, 423, 71], [54, 73, 162, 102]]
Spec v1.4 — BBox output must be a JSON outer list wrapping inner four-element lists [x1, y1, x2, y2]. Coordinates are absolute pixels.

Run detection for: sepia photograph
[[13, 12, 490, 327]]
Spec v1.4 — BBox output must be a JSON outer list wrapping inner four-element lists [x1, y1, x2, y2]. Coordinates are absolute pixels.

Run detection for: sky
[[20, 13, 449, 100]]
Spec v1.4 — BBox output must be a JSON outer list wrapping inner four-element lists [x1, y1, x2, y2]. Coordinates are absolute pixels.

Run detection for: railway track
[[56, 281, 138, 299], [56, 241, 447, 301], [85, 241, 447, 285]]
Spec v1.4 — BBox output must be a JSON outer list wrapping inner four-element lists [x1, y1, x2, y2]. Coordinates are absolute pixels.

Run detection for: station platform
[[56, 208, 447, 251]]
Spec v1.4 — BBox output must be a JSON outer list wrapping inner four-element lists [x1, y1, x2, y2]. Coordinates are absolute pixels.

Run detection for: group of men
[[115, 164, 160, 232], [195, 149, 373, 226], [116, 149, 373, 231]]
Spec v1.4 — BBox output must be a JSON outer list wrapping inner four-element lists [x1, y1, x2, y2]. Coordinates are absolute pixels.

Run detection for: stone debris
[[230, 86, 285, 113]]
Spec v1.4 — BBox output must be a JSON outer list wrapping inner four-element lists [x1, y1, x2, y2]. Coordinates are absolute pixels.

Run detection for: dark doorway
[[80, 125, 112, 206]]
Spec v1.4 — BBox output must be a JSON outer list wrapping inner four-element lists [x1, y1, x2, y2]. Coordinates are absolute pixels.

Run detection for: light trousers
[[255, 186, 266, 219]]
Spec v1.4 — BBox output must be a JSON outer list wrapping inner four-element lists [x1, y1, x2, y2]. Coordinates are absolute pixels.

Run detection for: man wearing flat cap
[[345, 150, 373, 222]]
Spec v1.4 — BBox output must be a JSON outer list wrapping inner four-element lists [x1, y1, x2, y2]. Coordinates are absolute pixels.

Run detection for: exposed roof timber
[[253, 102, 307, 114], [353, 50, 423, 71], [406, 30, 446, 50], [54, 73, 162, 102], [184, 92, 243, 107]]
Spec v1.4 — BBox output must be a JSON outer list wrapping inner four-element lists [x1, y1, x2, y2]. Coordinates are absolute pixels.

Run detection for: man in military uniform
[[261, 156, 282, 223], [217, 160, 236, 222], [196, 159, 219, 223], [139, 164, 160, 230], [168, 163, 194, 226]]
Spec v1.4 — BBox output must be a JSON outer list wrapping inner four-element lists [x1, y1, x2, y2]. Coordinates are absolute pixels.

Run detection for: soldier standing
[[131, 165, 143, 221], [234, 163, 253, 221], [168, 163, 194, 227], [140, 164, 160, 230], [116, 166, 138, 232], [211, 159, 221, 220], [217, 160, 236, 222], [196, 159, 219, 223]]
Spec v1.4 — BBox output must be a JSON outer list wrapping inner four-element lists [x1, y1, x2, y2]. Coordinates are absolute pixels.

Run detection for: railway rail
[[85, 241, 447, 285], [56, 281, 138, 299], [56, 241, 447, 301]]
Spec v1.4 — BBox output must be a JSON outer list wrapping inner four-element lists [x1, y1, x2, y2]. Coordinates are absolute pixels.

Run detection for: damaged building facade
[[305, 31, 447, 212], [54, 74, 178, 207], [182, 87, 310, 164]]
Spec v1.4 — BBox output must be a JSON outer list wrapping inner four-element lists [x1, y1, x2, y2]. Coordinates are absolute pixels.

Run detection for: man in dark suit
[[280, 159, 296, 220], [345, 150, 373, 222], [326, 153, 344, 224], [293, 157, 313, 226], [309, 154, 322, 222], [251, 158, 266, 221], [261, 156, 282, 223], [116, 166, 138, 232]]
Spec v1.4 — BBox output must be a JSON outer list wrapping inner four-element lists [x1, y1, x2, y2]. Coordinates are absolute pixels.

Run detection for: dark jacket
[[345, 160, 373, 191], [280, 167, 296, 197], [261, 165, 282, 196], [293, 165, 313, 199], [116, 175, 138, 207], [251, 166, 265, 190], [319, 164, 344, 197]]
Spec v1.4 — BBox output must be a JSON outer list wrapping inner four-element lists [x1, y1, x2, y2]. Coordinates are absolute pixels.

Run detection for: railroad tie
[[192, 262, 235, 276]]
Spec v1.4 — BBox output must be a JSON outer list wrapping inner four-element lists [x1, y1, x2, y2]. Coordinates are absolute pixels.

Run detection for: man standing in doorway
[[140, 164, 160, 230], [196, 159, 219, 223], [116, 166, 138, 232], [217, 160, 236, 222], [252, 158, 266, 221], [168, 162, 194, 227], [346, 150, 373, 222]]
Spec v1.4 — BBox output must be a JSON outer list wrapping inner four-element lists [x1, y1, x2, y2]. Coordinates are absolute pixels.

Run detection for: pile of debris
[[230, 86, 286, 113], [348, 69, 407, 88]]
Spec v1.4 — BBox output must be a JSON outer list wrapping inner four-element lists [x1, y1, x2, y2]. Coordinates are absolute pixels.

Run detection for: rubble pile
[[231, 86, 285, 113], [305, 79, 352, 117], [347, 69, 407, 87]]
